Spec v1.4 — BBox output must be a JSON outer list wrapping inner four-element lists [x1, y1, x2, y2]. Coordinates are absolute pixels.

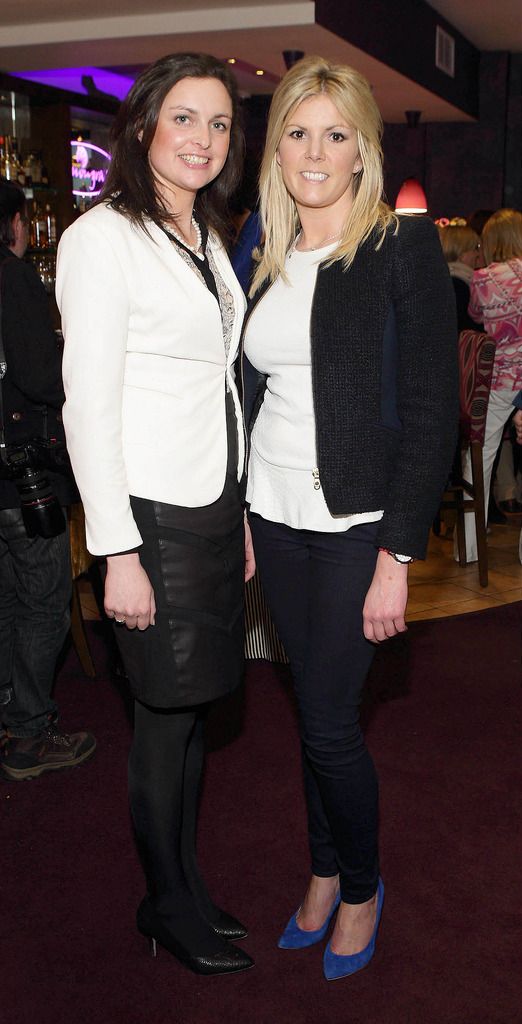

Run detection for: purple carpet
[[2, 603, 521, 1024]]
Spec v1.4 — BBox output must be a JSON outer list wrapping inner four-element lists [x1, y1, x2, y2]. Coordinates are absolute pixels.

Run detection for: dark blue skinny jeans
[[250, 514, 380, 904]]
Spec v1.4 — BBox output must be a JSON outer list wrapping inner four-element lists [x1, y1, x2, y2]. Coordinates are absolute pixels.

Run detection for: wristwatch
[[379, 548, 414, 564]]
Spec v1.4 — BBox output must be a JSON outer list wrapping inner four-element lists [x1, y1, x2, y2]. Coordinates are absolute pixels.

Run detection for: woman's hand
[[244, 516, 256, 582], [363, 550, 409, 643], [105, 552, 156, 630], [514, 409, 522, 444]]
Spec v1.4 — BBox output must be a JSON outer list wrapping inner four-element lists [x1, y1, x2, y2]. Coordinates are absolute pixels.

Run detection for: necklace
[[167, 216, 203, 255], [288, 229, 342, 258]]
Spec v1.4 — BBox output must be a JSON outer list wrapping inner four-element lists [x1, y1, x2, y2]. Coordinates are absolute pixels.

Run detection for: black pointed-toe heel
[[137, 898, 254, 976], [210, 909, 248, 940]]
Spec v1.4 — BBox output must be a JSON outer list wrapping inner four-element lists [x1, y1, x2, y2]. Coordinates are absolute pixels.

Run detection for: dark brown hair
[[0, 178, 26, 247], [100, 53, 244, 242]]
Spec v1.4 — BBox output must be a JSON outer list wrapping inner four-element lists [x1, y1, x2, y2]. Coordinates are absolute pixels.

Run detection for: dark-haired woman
[[56, 53, 254, 976]]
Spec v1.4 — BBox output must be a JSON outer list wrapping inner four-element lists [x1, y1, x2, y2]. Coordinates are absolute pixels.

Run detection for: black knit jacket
[[243, 215, 459, 559]]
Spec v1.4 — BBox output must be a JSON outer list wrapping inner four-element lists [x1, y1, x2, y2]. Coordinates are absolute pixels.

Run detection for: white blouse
[[245, 243, 383, 532]]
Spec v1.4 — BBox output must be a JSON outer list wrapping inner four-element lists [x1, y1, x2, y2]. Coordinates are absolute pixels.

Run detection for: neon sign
[[71, 140, 111, 197]]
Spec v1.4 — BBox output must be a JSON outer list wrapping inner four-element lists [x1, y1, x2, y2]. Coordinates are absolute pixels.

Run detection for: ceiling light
[[255, 69, 264, 76], [227, 58, 236, 64], [395, 178, 428, 214]]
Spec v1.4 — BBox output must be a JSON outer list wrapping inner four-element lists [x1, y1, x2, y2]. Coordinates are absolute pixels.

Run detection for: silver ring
[[114, 617, 125, 624]]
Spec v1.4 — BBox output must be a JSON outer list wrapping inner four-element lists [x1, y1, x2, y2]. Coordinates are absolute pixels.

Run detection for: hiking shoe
[[0, 724, 96, 780]]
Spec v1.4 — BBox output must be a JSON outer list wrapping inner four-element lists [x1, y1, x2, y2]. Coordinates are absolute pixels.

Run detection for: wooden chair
[[440, 329, 496, 587], [69, 503, 97, 677]]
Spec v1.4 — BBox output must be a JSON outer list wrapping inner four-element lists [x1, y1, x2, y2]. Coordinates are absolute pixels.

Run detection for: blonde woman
[[438, 223, 481, 331], [243, 56, 458, 980]]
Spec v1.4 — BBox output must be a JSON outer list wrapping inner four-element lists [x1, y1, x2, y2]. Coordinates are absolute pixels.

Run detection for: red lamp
[[394, 178, 428, 214]]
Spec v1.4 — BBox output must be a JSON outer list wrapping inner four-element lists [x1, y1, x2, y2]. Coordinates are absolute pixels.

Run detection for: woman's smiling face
[[277, 92, 362, 218], [148, 76, 233, 208]]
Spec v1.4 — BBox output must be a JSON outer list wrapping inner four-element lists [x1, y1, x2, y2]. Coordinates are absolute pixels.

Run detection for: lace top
[[162, 225, 235, 363]]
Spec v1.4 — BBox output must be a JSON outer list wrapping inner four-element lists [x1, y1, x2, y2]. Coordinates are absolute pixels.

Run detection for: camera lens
[[17, 467, 66, 538]]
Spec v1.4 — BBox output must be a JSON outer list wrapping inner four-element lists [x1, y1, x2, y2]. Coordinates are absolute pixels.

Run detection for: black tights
[[129, 699, 227, 955]]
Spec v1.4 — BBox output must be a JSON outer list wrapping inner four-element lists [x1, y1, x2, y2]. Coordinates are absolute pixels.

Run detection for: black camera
[[0, 437, 70, 538]]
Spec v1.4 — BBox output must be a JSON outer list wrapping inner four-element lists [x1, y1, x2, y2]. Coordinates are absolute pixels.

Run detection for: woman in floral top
[[461, 208, 522, 561]]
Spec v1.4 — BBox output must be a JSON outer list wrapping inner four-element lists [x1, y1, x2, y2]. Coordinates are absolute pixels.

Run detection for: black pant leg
[[0, 508, 70, 736]]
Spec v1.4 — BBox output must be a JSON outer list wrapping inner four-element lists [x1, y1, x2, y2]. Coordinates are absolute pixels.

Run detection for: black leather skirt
[[114, 394, 245, 708]]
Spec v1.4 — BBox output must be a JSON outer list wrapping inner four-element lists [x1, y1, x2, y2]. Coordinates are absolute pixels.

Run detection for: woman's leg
[[250, 516, 339, 886], [251, 516, 379, 925], [297, 526, 379, 906], [129, 699, 232, 956], [179, 713, 212, 915]]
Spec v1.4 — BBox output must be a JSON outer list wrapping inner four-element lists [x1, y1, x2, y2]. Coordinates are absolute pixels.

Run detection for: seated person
[[438, 223, 481, 332]]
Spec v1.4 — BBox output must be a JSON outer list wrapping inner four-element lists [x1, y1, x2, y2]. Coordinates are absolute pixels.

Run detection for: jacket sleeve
[[375, 216, 459, 558], [1, 257, 65, 408], [56, 213, 142, 556]]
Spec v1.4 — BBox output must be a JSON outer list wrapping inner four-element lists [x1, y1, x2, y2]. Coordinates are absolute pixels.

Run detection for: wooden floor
[[406, 516, 522, 620], [78, 516, 522, 625]]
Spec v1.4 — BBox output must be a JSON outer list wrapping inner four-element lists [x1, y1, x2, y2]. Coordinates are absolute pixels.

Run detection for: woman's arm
[[56, 212, 142, 556], [363, 550, 408, 642], [365, 217, 460, 637], [468, 271, 487, 324], [56, 212, 155, 629], [244, 513, 256, 582], [375, 215, 459, 560], [105, 552, 156, 630]]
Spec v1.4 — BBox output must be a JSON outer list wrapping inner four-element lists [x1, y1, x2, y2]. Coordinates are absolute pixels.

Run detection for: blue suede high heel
[[323, 877, 384, 980], [278, 890, 341, 949]]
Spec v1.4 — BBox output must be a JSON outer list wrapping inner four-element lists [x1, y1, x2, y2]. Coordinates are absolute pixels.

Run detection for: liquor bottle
[[0, 137, 5, 177], [30, 201, 48, 249], [45, 204, 57, 246], [22, 152, 34, 187], [3, 136, 18, 182], [11, 138, 25, 186], [30, 152, 43, 185]]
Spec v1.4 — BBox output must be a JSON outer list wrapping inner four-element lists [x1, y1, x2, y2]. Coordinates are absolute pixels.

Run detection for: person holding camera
[[0, 178, 96, 780]]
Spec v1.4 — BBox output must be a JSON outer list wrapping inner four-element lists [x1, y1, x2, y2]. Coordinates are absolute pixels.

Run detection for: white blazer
[[56, 203, 246, 556]]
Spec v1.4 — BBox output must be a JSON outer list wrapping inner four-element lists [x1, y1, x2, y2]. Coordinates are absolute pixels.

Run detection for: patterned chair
[[441, 329, 496, 587]]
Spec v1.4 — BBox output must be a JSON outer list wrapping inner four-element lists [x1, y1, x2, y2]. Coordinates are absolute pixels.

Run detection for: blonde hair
[[438, 224, 480, 263], [482, 209, 522, 265], [251, 55, 397, 295]]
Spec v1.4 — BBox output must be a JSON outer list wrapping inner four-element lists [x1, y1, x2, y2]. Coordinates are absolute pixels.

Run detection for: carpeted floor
[[2, 603, 521, 1024]]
